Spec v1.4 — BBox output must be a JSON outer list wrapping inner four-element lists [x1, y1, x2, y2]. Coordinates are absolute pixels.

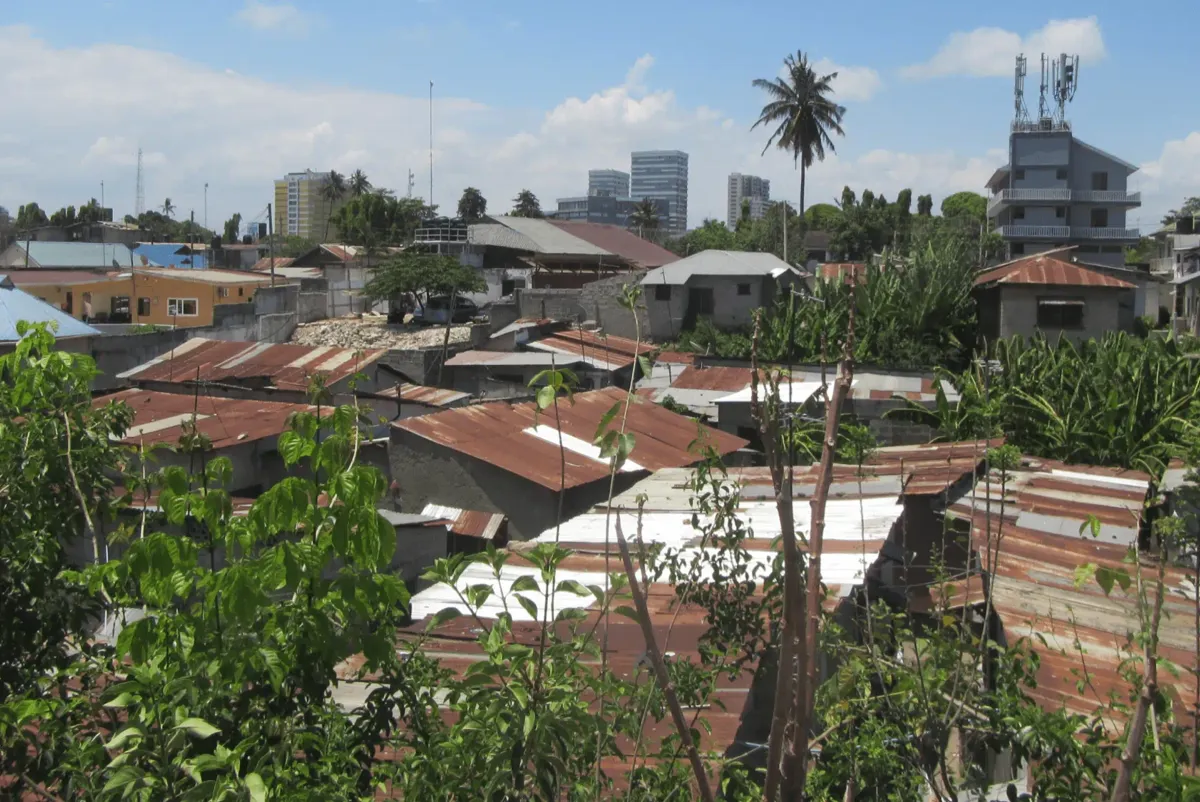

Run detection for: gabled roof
[[546, 221, 678, 268], [0, 275, 100, 341], [118, 337, 386, 390], [6, 242, 152, 269], [1074, 138, 1139, 173], [472, 217, 678, 269], [524, 329, 655, 371], [132, 243, 208, 269], [392, 386, 747, 491], [641, 250, 800, 285], [974, 253, 1134, 289]]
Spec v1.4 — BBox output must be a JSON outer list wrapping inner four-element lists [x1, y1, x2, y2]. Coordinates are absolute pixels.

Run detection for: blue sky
[[2, 1, 1197, 232]]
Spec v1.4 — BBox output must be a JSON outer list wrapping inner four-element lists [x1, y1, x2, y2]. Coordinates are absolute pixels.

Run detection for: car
[[415, 295, 480, 325]]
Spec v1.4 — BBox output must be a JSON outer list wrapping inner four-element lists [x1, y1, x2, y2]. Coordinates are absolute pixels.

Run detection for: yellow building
[[9, 268, 273, 328], [274, 170, 341, 241]]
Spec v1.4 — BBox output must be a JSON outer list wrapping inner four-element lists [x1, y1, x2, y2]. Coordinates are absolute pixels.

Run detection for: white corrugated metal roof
[[642, 250, 802, 285], [475, 217, 610, 256], [714, 380, 823, 406], [444, 350, 583, 367]]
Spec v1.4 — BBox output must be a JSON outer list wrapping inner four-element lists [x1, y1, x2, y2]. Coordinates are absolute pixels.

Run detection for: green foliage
[[122, 209, 215, 244], [16, 201, 49, 230], [829, 185, 910, 259], [364, 252, 486, 304], [510, 189, 543, 218], [940, 191, 987, 222], [222, 212, 242, 243], [330, 193, 435, 248], [804, 202, 842, 231], [1162, 195, 1200, 226], [457, 187, 488, 222], [628, 199, 661, 235]]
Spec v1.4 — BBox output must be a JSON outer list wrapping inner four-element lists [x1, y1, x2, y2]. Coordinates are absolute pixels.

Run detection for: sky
[[2, 0, 1198, 235]]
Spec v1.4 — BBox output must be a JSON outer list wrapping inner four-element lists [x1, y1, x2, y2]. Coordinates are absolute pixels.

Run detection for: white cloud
[[1137, 131, 1200, 227], [903, 17, 1106, 79], [0, 25, 1024, 230], [812, 58, 882, 102], [233, 1, 312, 34]]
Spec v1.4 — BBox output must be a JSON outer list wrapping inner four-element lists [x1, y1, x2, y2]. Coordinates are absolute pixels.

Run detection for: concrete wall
[[516, 287, 587, 322], [997, 285, 1128, 342], [299, 291, 327, 323], [580, 271, 649, 340], [645, 275, 786, 340]]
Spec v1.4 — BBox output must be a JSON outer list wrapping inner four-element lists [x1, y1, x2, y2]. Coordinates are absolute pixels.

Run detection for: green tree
[[348, 169, 372, 197], [509, 189, 543, 218], [49, 205, 77, 227], [321, 170, 348, 240], [364, 252, 486, 307], [752, 50, 846, 215], [1161, 195, 1200, 226], [667, 218, 737, 256], [917, 193, 933, 216], [939, 190, 987, 221], [457, 187, 488, 221], [15, 202, 49, 230], [222, 212, 242, 243], [628, 198, 660, 237], [76, 198, 104, 226], [804, 202, 842, 231], [161, 198, 175, 219]]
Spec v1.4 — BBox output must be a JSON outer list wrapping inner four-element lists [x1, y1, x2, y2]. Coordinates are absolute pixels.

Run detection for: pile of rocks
[[291, 317, 473, 350]]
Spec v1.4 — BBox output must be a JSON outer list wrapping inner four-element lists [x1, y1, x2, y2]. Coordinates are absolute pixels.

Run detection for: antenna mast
[[1013, 54, 1029, 126], [1037, 54, 1050, 122], [135, 147, 145, 217], [1052, 53, 1079, 125], [407, 169, 415, 198]]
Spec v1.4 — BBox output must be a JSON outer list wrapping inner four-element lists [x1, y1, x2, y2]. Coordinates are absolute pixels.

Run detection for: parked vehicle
[[414, 295, 480, 325]]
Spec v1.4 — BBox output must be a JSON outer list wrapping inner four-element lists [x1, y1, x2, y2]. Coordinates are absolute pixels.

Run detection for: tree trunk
[[799, 162, 807, 218]]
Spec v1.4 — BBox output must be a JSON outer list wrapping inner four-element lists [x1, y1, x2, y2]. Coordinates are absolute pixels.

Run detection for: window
[[1037, 298, 1085, 329], [1090, 208, 1109, 227], [1091, 172, 1108, 191], [1012, 206, 1025, 220], [238, 287, 244, 297], [218, 287, 230, 298], [137, 297, 151, 316], [1055, 206, 1066, 219], [654, 284, 671, 301], [1010, 243, 1025, 255], [1014, 169, 1025, 180], [736, 283, 752, 296], [167, 298, 199, 317], [1056, 168, 1068, 180]]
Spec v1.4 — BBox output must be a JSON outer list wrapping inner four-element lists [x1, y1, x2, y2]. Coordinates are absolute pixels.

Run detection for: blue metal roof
[[18, 242, 155, 269], [132, 244, 208, 269], [0, 275, 101, 341]]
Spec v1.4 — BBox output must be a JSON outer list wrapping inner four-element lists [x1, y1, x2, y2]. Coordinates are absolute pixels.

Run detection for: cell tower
[[135, 147, 145, 217], [1037, 54, 1051, 122], [1013, 54, 1029, 126], [407, 169, 415, 198], [1051, 53, 1079, 124]]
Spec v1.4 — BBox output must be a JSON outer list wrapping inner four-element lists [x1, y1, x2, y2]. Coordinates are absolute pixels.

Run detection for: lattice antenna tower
[[1013, 54, 1029, 125], [1052, 53, 1079, 124], [135, 147, 145, 217], [407, 169, 415, 198], [1037, 54, 1050, 121]]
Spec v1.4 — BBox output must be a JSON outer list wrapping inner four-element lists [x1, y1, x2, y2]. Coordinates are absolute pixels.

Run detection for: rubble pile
[[291, 317, 473, 350]]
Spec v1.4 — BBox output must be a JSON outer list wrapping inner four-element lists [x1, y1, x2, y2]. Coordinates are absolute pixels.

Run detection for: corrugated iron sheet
[[377, 383, 470, 408], [666, 364, 956, 404], [393, 386, 747, 491], [421, 503, 506, 540], [947, 456, 1197, 725], [251, 256, 297, 272], [974, 254, 1135, 289], [96, 388, 316, 449], [545, 220, 680, 268], [119, 337, 386, 390], [525, 329, 656, 371], [444, 350, 579, 368]]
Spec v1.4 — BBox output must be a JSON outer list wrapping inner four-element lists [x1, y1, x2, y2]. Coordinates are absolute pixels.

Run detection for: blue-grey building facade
[[588, 169, 630, 198], [553, 195, 668, 230], [631, 150, 688, 236], [986, 122, 1141, 267]]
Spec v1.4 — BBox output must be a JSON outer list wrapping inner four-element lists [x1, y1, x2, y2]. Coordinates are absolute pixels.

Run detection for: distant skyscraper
[[727, 173, 771, 228], [273, 170, 339, 241], [588, 169, 630, 198], [631, 150, 688, 235]]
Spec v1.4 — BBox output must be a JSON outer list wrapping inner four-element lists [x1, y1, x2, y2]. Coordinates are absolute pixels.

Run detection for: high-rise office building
[[727, 173, 771, 228], [631, 150, 688, 235], [273, 170, 340, 241], [553, 195, 668, 228], [588, 169, 630, 198]]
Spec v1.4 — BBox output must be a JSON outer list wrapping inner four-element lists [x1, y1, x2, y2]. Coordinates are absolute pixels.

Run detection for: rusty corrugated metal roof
[[525, 329, 657, 371], [119, 337, 386, 390], [946, 456, 1197, 726], [544, 220, 679, 268], [96, 388, 316, 449], [251, 256, 297, 272], [666, 364, 956, 405], [974, 253, 1135, 289], [377, 383, 470, 408], [421, 503, 506, 540], [393, 386, 747, 491]]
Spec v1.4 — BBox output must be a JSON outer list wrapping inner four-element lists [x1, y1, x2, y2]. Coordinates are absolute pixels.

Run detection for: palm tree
[[628, 199, 660, 238], [322, 170, 347, 241], [752, 51, 846, 216], [161, 198, 175, 219], [349, 169, 372, 197]]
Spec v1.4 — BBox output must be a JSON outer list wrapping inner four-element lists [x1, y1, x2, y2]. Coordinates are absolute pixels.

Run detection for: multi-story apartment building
[[273, 170, 340, 241], [727, 173, 771, 228], [553, 195, 668, 230], [588, 169, 630, 198], [985, 122, 1141, 268], [631, 150, 688, 236]]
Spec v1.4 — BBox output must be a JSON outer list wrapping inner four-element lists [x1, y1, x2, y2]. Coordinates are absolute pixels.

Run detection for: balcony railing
[[995, 225, 1069, 239], [1149, 257, 1176, 275], [1071, 226, 1140, 240], [988, 188, 1141, 215]]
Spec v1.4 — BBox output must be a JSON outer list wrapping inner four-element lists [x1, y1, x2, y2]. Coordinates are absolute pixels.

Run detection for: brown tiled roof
[[545, 220, 679, 268], [119, 338, 386, 390], [392, 386, 746, 491], [96, 388, 316, 449], [974, 253, 1135, 289]]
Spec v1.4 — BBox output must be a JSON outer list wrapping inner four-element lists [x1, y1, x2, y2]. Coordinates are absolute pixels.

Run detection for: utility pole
[[267, 202, 276, 287], [429, 80, 434, 206], [204, 183, 209, 232]]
